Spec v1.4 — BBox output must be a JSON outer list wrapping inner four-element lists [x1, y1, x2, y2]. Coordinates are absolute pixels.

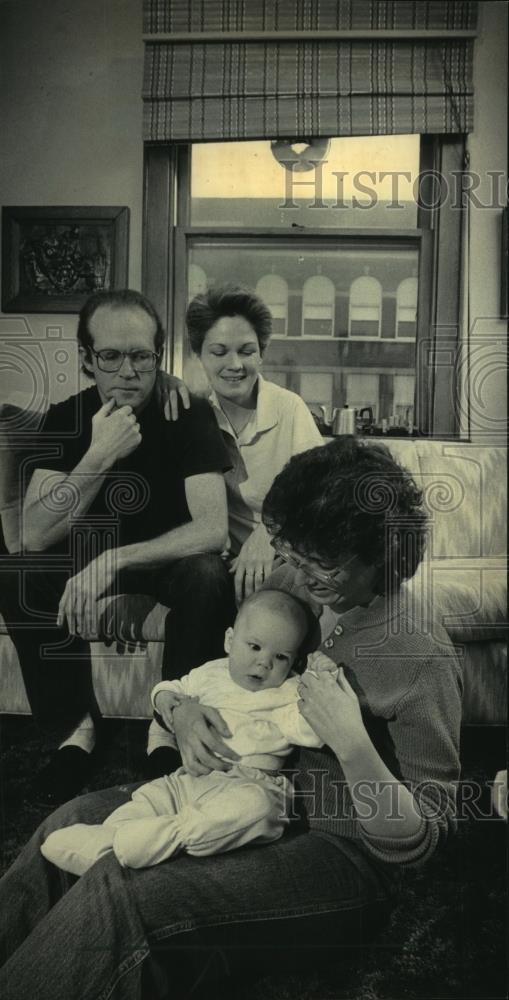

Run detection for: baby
[[41, 589, 336, 875]]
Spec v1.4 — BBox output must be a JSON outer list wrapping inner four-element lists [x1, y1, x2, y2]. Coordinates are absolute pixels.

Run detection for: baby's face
[[226, 604, 304, 692]]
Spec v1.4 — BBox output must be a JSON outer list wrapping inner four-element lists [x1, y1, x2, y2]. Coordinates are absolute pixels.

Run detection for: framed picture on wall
[[1, 206, 129, 313]]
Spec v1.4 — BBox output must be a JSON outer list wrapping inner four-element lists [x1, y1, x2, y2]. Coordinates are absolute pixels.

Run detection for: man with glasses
[[1, 289, 235, 804]]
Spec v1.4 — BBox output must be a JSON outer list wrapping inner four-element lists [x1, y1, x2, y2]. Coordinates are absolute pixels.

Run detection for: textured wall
[[462, 1, 508, 443], [0, 0, 143, 407]]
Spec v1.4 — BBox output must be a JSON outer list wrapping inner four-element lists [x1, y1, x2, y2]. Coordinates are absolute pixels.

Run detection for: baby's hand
[[305, 651, 339, 678], [154, 690, 189, 730]]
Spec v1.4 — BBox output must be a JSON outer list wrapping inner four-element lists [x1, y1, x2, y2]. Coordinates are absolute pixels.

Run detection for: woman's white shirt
[[209, 376, 323, 554]]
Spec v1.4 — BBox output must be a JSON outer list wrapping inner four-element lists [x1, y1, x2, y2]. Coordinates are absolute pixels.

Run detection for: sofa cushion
[[90, 640, 163, 718], [413, 442, 507, 559], [0, 632, 163, 719], [1, 626, 505, 723], [407, 560, 507, 643], [460, 641, 507, 725]]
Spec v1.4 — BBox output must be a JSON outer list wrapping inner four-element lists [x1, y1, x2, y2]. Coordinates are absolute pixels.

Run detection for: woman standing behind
[[185, 286, 323, 603]]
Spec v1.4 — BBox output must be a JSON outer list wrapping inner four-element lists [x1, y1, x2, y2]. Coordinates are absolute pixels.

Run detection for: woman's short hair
[[77, 289, 165, 374], [263, 436, 428, 595], [186, 286, 273, 355]]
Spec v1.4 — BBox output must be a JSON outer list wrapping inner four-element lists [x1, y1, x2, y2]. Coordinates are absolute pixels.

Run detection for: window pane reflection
[[190, 136, 420, 229], [184, 241, 418, 430]]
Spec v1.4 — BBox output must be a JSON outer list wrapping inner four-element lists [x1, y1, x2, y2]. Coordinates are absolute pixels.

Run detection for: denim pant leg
[[136, 829, 392, 995], [0, 786, 148, 1000], [0, 787, 135, 968], [0, 786, 392, 1000]]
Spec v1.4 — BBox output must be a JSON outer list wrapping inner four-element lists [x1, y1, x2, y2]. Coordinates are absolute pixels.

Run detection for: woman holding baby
[[0, 433, 462, 1000]]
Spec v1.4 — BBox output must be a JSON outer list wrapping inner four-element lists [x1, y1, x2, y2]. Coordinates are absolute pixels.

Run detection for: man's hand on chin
[[88, 398, 142, 469], [57, 551, 118, 639]]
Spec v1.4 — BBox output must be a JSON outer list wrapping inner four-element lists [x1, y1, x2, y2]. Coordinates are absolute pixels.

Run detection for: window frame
[[142, 135, 465, 438]]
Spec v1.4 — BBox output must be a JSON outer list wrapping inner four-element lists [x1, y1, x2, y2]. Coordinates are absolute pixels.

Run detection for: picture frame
[[1, 206, 129, 313]]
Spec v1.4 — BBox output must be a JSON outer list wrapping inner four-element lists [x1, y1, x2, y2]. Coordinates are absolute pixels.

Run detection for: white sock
[[147, 718, 176, 755], [59, 713, 96, 754]]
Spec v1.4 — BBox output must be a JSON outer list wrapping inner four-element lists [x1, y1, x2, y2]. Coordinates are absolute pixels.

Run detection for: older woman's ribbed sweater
[[270, 567, 463, 868]]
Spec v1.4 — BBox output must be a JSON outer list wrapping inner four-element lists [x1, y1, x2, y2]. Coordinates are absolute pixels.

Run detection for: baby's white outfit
[[41, 658, 322, 875]]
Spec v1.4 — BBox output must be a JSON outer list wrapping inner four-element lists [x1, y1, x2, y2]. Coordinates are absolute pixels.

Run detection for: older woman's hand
[[155, 370, 191, 421], [230, 522, 275, 603], [298, 665, 367, 761], [172, 700, 240, 776]]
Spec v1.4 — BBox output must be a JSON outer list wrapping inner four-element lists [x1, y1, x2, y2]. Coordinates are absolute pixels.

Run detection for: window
[[396, 277, 418, 339], [178, 135, 424, 427], [345, 372, 380, 421], [302, 276, 335, 338], [393, 373, 415, 425], [348, 276, 382, 339], [188, 264, 207, 300], [183, 238, 421, 424], [255, 274, 288, 336], [299, 372, 334, 412], [145, 133, 464, 436], [190, 137, 419, 230]]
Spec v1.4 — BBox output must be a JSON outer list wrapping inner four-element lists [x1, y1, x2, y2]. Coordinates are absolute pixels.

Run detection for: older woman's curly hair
[[263, 436, 428, 595]]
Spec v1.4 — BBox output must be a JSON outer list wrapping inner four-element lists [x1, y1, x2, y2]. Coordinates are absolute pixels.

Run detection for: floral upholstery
[[414, 443, 506, 559]]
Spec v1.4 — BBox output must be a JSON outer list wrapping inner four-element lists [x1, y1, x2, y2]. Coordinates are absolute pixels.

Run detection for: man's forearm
[[114, 518, 227, 573], [22, 449, 111, 551]]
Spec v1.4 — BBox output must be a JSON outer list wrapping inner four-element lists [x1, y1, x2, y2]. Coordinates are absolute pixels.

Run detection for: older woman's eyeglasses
[[91, 349, 160, 372], [271, 539, 356, 589]]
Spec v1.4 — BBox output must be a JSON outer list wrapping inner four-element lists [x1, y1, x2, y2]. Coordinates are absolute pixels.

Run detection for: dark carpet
[[0, 716, 506, 1000]]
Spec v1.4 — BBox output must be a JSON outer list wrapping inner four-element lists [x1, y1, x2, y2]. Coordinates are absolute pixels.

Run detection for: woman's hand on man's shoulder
[[155, 370, 191, 421]]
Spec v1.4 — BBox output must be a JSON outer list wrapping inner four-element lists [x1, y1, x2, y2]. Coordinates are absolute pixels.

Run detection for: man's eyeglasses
[[271, 538, 356, 590], [91, 349, 160, 373]]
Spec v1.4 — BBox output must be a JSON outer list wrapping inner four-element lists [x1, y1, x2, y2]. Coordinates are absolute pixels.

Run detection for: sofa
[[0, 402, 506, 724]]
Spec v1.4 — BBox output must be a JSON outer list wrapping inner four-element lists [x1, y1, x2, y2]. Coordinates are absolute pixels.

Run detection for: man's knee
[[160, 554, 233, 605], [180, 553, 230, 586]]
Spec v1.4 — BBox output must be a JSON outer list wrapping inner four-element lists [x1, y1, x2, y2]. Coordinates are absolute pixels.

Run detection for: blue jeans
[[0, 786, 393, 1000]]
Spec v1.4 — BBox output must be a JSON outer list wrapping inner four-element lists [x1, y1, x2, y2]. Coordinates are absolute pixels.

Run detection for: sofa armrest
[[93, 594, 168, 644]]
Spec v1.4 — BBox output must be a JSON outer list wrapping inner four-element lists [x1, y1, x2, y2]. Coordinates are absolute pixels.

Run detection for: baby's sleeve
[[269, 701, 323, 748], [150, 674, 192, 713]]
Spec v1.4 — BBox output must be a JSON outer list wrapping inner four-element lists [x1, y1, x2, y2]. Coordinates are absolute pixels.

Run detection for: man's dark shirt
[[30, 385, 231, 553]]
